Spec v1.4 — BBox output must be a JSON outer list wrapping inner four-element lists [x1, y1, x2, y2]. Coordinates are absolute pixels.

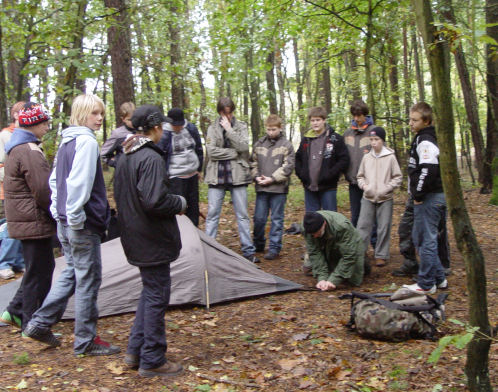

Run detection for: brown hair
[[308, 106, 327, 120], [265, 114, 282, 129], [350, 99, 369, 116], [119, 102, 135, 119], [216, 97, 236, 114], [410, 102, 433, 124], [10, 101, 26, 121]]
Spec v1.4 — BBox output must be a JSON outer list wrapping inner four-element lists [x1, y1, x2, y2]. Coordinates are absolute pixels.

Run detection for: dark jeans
[[7, 238, 55, 329], [304, 188, 337, 212], [253, 192, 287, 254], [349, 183, 377, 247], [169, 175, 200, 227], [127, 263, 171, 370], [398, 196, 450, 269], [413, 193, 447, 289]]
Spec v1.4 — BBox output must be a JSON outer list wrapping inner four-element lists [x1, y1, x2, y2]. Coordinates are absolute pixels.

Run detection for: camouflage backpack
[[341, 291, 448, 342]]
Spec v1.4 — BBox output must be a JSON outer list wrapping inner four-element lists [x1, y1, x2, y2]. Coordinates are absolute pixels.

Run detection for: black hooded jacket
[[114, 135, 184, 267]]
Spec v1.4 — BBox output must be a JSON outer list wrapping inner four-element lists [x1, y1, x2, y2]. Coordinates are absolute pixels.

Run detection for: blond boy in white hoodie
[[356, 127, 402, 267]]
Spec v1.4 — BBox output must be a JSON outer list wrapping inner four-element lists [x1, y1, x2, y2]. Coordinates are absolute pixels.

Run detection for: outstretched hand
[[316, 280, 336, 291]]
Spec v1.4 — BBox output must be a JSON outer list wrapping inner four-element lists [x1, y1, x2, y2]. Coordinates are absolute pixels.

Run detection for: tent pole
[[204, 270, 210, 310]]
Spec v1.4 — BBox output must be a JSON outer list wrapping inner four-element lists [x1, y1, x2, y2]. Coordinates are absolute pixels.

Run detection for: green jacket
[[204, 117, 252, 186], [305, 210, 365, 286]]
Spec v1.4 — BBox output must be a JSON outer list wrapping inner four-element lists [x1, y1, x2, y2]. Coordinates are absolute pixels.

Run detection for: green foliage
[[12, 352, 31, 365], [428, 319, 479, 364]]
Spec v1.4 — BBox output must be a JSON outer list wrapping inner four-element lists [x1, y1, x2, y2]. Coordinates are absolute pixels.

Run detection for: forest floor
[[0, 180, 497, 392]]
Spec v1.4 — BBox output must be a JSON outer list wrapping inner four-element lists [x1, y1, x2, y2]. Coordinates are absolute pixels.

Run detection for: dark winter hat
[[131, 105, 170, 132], [167, 108, 185, 126], [369, 126, 386, 142], [303, 212, 326, 234], [18, 102, 50, 127]]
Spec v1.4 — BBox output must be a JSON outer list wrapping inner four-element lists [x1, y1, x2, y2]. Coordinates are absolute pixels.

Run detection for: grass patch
[[12, 352, 30, 365]]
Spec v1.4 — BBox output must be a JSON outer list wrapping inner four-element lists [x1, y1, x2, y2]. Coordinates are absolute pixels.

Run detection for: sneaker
[[244, 254, 260, 263], [0, 310, 21, 328], [264, 252, 278, 260], [402, 283, 436, 295], [138, 361, 183, 378], [437, 279, 448, 289], [124, 353, 139, 369], [23, 323, 61, 347], [375, 258, 387, 267], [80, 336, 121, 356], [391, 263, 419, 277], [0, 269, 15, 280]]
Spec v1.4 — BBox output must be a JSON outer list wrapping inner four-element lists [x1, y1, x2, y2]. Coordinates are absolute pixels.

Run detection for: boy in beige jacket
[[356, 127, 402, 267]]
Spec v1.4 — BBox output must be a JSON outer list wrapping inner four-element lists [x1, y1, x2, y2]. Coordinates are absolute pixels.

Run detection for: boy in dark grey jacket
[[250, 115, 295, 260]]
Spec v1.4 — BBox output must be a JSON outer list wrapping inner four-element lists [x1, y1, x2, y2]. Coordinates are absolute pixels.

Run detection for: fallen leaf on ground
[[278, 358, 300, 370]]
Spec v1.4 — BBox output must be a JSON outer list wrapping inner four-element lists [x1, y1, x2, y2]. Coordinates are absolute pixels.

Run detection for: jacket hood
[[5, 128, 40, 154], [369, 145, 394, 158], [351, 115, 374, 130], [163, 120, 187, 132], [61, 126, 96, 145], [416, 125, 436, 138], [304, 124, 333, 138], [123, 134, 162, 155]]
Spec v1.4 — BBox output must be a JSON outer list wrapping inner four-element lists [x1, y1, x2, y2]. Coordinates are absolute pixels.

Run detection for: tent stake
[[204, 270, 210, 310]]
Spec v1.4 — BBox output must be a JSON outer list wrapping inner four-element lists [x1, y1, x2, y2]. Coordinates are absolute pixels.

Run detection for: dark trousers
[[7, 237, 55, 329], [398, 196, 450, 269], [169, 175, 199, 227], [127, 263, 171, 370]]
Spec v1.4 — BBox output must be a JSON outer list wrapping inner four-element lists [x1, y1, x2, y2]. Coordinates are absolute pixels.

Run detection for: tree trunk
[[412, 1, 492, 391], [412, 24, 425, 102], [104, 0, 135, 127], [440, 0, 485, 184], [0, 18, 8, 127], [196, 66, 208, 141], [402, 22, 412, 173], [265, 51, 278, 115], [364, 0, 376, 121], [275, 44, 286, 124], [293, 38, 306, 135], [247, 48, 261, 145], [481, 0, 498, 193], [318, 45, 332, 113], [169, 3, 183, 108], [343, 50, 361, 102]]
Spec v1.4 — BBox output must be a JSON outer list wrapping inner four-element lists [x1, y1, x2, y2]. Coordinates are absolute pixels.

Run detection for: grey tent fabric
[[0, 216, 301, 320]]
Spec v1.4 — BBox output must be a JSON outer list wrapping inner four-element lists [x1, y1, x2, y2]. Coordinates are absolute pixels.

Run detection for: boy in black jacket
[[295, 106, 349, 212], [402, 102, 447, 295]]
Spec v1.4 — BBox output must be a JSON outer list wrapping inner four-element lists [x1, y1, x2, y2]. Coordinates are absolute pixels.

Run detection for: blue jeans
[[127, 264, 171, 370], [253, 192, 287, 254], [412, 193, 446, 290], [205, 186, 255, 257], [0, 219, 24, 271], [29, 222, 102, 354], [304, 188, 337, 212]]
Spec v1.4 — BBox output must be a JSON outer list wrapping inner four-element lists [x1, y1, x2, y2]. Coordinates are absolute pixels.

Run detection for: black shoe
[[23, 323, 61, 348], [80, 336, 121, 356], [245, 254, 260, 263], [391, 263, 419, 277], [264, 252, 278, 260], [255, 246, 265, 253]]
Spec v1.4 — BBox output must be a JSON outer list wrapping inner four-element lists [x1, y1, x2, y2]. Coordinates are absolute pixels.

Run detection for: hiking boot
[[264, 252, 278, 260], [124, 353, 139, 369], [23, 323, 61, 347], [0, 269, 15, 280], [0, 310, 21, 328], [391, 263, 419, 277], [244, 254, 260, 263], [437, 279, 448, 290], [302, 265, 313, 276], [375, 258, 387, 267], [138, 361, 183, 378], [80, 336, 121, 356], [402, 283, 436, 295]]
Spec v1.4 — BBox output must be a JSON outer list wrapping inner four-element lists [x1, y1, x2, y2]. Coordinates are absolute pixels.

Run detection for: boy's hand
[[316, 280, 336, 291], [220, 115, 232, 132], [258, 175, 273, 186]]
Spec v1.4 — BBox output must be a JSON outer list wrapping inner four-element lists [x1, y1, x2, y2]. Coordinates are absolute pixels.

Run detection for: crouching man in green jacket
[[303, 211, 365, 291]]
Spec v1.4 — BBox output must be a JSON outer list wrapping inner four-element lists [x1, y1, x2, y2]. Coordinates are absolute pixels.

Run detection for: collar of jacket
[[123, 134, 164, 155]]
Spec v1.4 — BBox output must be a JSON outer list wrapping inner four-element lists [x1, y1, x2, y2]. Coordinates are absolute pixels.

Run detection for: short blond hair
[[69, 94, 105, 127], [119, 102, 135, 118]]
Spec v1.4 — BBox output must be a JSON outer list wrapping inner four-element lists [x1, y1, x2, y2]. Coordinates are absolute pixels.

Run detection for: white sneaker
[[437, 279, 448, 289], [402, 283, 436, 295], [0, 269, 15, 280]]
